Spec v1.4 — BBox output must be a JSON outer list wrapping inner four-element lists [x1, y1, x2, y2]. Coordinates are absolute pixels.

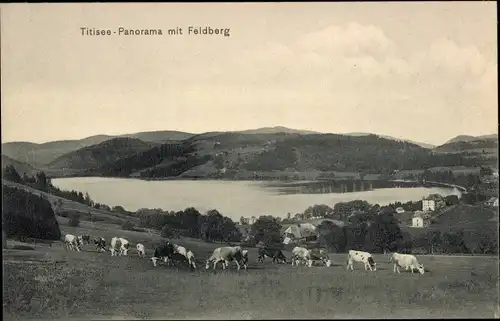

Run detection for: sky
[[1, 2, 497, 146]]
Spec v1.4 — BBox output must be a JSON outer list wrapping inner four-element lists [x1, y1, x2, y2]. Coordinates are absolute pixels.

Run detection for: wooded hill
[[2, 128, 496, 179]]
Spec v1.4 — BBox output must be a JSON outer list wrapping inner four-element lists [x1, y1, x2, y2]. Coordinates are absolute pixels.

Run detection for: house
[[412, 213, 428, 228], [485, 197, 499, 207], [422, 194, 445, 212], [395, 207, 405, 214]]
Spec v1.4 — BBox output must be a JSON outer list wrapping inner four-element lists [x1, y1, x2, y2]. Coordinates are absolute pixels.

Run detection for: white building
[[395, 207, 405, 214], [412, 216, 424, 228], [422, 199, 435, 212]]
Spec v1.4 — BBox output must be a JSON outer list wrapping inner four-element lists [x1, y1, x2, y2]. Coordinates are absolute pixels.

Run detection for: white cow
[[119, 237, 130, 255], [291, 247, 313, 268], [136, 243, 146, 257], [205, 246, 244, 270], [172, 244, 197, 269], [110, 237, 130, 256], [390, 252, 425, 274], [346, 250, 377, 271], [64, 234, 82, 252]]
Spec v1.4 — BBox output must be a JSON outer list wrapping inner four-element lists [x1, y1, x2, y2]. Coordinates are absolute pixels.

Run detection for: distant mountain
[[235, 126, 320, 135], [444, 134, 497, 145], [1, 155, 39, 176], [119, 130, 194, 143], [434, 137, 498, 154], [1, 135, 115, 166], [343, 132, 436, 149], [1, 131, 193, 166], [48, 137, 155, 171], [82, 133, 479, 180]]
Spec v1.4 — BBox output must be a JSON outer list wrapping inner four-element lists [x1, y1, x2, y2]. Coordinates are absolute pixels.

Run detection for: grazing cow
[[171, 244, 197, 269], [291, 247, 313, 268], [205, 246, 244, 270], [136, 243, 146, 257], [110, 237, 130, 256], [151, 242, 175, 267], [346, 250, 377, 271], [257, 248, 287, 264], [118, 237, 130, 256], [389, 252, 425, 274], [64, 234, 82, 252], [93, 237, 106, 252], [310, 249, 332, 267], [80, 234, 91, 245]]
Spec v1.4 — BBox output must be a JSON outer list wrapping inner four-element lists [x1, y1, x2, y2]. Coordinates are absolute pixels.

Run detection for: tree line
[[2, 184, 61, 241], [136, 207, 241, 243]]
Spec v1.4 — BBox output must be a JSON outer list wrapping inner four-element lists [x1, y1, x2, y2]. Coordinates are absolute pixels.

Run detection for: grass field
[[3, 217, 499, 320]]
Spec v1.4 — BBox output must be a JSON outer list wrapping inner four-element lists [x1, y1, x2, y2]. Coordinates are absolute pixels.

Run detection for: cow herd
[[63, 233, 426, 275]]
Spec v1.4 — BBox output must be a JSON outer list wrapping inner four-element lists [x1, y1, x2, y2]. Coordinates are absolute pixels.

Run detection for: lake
[[51, 177, 462, 221]]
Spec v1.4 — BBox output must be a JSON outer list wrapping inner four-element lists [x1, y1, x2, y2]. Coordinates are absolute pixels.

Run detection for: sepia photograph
[[1, 2, 498, 320]]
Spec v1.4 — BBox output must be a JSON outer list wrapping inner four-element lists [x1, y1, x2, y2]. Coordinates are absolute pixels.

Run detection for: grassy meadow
[[3, 216, 499, 320]]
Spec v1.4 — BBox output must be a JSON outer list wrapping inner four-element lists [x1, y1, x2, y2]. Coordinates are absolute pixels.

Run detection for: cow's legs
[[410, 267, 414, 273], [234, 259, 241, 271]]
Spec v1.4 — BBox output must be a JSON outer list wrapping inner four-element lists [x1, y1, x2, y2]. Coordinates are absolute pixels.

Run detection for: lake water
[[51, 177, 462, 221]]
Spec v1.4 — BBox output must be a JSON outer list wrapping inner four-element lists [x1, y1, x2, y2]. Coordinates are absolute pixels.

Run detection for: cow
[[389, 252, 425, 274], [79, 234, 91, 245], [310, 249, 332, 267], [118, 237, 130, 256], [257, 248, 287, 264], [205, 246, 245, 271], [346, 250, 377, 271], [93, 237, 106, 252], [291, 247, 313, 268], [136, 243, 146, 257], [151, 242, 175, 267], [64, 234, 82, 252], [110, 237, 130, 256], [171, 244, 197, 269]]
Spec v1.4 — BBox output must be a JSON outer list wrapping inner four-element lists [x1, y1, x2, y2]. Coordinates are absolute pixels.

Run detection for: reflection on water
[[52, 177, 459, 221]]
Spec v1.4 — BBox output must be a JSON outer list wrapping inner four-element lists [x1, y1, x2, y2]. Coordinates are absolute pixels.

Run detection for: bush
[[122, 220, 135, 231], [68, 213, 80, 227], [161, 225, 175, 238]]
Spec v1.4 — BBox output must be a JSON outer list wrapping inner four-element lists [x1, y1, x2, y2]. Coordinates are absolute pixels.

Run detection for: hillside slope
[[48, 137, 155, 170], [81, 133, 479, 179], [119, 130, 194, 143], [1, 155, 39, 176], [1, 135, 114, 166], [235, 126, 319, 135], [444, 134, 497, 145], [344, 132, 436, 149], [434, 138, 498, 154], [1, 179, 136, 225]]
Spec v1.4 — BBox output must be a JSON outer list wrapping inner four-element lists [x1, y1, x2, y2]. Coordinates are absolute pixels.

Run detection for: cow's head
[[368, 256, 376, 268], [325, 259, 332, 267], [205, 259, 212, 270], [417, 264, 425, 275], [77, 236, 84, 246]]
